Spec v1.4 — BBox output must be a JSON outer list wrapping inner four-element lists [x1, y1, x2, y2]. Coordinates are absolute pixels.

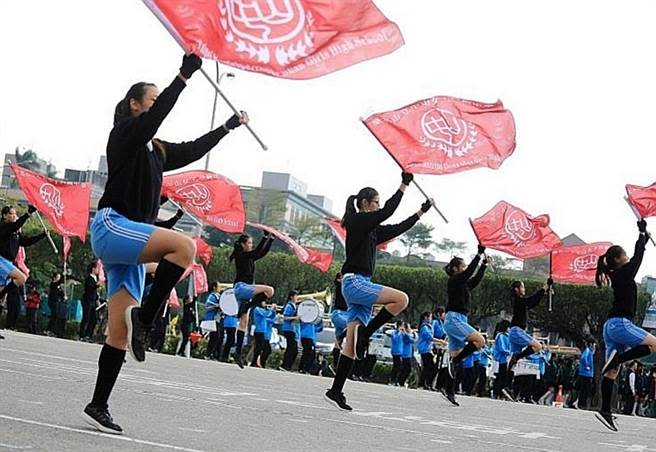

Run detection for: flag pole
[[166, 200, 203, 227], [360, 118, 448, 224], [548, 252, 553, 312], [625, 196, 656, 246], [34, 212, 58, 253], [468, 218, 495, 272]]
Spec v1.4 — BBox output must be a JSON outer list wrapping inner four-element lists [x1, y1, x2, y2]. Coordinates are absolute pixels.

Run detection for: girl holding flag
[[82, 53, 249, 434], [324, 172, 434, 410], [594, 219, 656, 431]]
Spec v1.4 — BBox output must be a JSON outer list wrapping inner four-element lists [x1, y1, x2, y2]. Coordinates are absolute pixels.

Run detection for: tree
[[289, 216, 332, 248], [486, 253, 519, 270], [10, 147, 57, 187], [433, 237, 467, 258], [243, 189, 287, 228], [399, 223, 434, 261]]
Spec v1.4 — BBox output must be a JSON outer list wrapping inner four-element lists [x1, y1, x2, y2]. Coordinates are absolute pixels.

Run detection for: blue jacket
[[493, 332, 511, 364], [282, 301, 298, 335], [300, 320, 320, 341], [390, 330, 403, 356], [462, 353, 475, 369], [263, 313, 277, 341], [417, 321, 434, 354], [401, 332, 415, 359], [253, 306, 276, 334], [579, 347, 594, 377], [203, 292, 220, 322], [479, 346, 491, 367], [432, 319, 445, 340], [223, 315, 238, 328]]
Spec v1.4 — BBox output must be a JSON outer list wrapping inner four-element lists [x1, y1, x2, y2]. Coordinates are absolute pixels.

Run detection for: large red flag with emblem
[[193, 237, 213, 265], [192, 263, 209, 295], [10, 163, 91, 241], [142, 0, 404, 80], [248, 222, 332, 272], [626, 183, 656, 218], [363, 97, 516, 175], [161, 171, 245, 233], [470, 201, 562, 259], [15, 247, 29, 277], [550, 242, 612, 285]]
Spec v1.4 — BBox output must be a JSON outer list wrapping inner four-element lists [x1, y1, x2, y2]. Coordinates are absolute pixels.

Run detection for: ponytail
[[113, 82, 156, 126], [595, 245, 624, 287], [444, 257, 464, 276], [229, 234, 250, 261], [341, 195, 358, 227], [341, 187, 379, 226]]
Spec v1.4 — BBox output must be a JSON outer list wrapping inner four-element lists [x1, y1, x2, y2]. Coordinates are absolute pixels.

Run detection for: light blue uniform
[[341, 273, 383, 326]]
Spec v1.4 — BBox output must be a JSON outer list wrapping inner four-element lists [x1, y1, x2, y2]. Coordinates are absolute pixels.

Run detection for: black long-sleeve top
[[182, 302, 196, 324], [98, 76, 230, 224], [0, 213, 45, 262], [155, 212, 182, 230], [48, 281, 64, 305], [83, 274, 100, 303], [233, 236, 273, 284], [445, 255, 487, 315], [510, 289, 546, 329], [333, 280, 347, 311], [341, 190, 419, 277], [608, 233, 648, 320]]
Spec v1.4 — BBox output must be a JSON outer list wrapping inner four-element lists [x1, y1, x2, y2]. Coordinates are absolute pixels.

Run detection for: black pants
[[178, 325, 192, 356], [251, 332, 271, 367], [462, 366, 476, 395], [221, 327, 236, 361], [390, 355, 402, 384], [282, 332, 298, 370], [5, 290, 20, 330], [398, 357, 413, 386], [419, 353, 435, 388], [494, 362, 509, 398], [79, 301, 97, 339], [576, 376, 593, 408], [206, 321, 223, 359], [476, 365, 488, 397], [26, 308, 38, 334], [300, 338, 315, 373], [55, 318, 66, 338]]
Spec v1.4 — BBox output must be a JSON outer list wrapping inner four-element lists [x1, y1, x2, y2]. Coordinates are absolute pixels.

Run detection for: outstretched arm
[[19, 232, 46, 247], [467, 261, 488, 289], [155, 210, 184, 229], [525, 289, 546, 310]]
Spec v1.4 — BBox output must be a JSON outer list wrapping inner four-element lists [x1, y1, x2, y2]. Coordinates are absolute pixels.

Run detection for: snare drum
[[219, 289, 239, 316], [200, 320, 217, 333], [315, 302, 325, 325], [297, 299, 320, 323]]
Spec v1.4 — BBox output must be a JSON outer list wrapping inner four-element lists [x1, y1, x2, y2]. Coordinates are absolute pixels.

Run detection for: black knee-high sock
[[235, 330, 245, 355], [330, 354, 354, 394], [90, 344, 126, 409], [514, 346, 536, 361], [362, 307, 394, 338], [139, 259, 186, 326], [616, 344, 651, 365], [332, 347, 341, 368], [452, 342, 478, 365], [601, 377, 614, 413], [0, 281, 16, 299]]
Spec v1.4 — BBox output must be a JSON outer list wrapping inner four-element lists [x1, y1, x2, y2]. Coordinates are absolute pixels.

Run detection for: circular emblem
[[419, 108, 477, 157], [504, 209, 535, 245], [176, 184, 212, 212], [39, 183, 64, 217], [572, 254, 598, 273]]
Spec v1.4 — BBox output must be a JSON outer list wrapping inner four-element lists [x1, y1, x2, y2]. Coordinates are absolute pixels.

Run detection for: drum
[[297, 299, 320, 323], [200, 320, 217, 333], [314, 302, 325, 325], [513, 360, 540, 377], [219, 289, 239, 316]]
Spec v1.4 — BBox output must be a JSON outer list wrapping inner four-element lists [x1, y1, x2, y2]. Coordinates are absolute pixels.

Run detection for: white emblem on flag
[[218, 0, 314, 65], [419, 108, 477, 157], [571, 254, 598, 273], [504, 209, 535, 246], [176, 184, 212, 212], [39, 183, 64, 217]]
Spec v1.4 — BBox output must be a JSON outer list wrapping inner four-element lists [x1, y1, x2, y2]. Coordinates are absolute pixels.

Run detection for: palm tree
[[9, 147, 57, 187]]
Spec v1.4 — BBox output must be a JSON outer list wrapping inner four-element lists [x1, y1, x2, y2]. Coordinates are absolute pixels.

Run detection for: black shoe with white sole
[[601, 349, 618, 376], [324, 389, 352, 411], [233, 353, 244, 369], [595, 411, 618, 432], [501, 388, 516, 402], [353, 324, 368, 361], [82, 404, 123, 435], [125, 306, 148, 363], [439, 388, 460, 407]]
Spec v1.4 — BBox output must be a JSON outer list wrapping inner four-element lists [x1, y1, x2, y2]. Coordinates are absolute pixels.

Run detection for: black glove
[[27, 205, 37, 214], [420, 199, 432, 213], [179, 53, 202, 79], [225, 112, 244, 130], [175, 209, 184, 219], [401, 172, 414, 185], [547, 277, 554, 287], [263, 230, 271, 238], [160, 195, 169, 206], [638, 219, 648, 233], [477, 244, 486, 255]]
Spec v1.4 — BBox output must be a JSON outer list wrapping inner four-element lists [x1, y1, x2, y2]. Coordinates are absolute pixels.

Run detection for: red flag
[[248, 222, 332, 272], [324, 217, 389, 250], [471, 201, 562, 259], [143, 0, 404, 80], [168, 289, 181, 309], [550, 242, 612, 285], [10, 163, 91, 241], [363, 97, 516, 175], [626, 183, 656, 218], [62, 236, 72, 263], [193, 237, 213, 266], [192, 263, 209, 295], [95, 259, 106, 285], [161, 171, 245, 233], [15, 247, 29, 277]]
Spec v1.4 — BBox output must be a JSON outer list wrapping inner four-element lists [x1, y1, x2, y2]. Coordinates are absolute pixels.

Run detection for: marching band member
[[204, 282, 222, 361], [281, 290, 301, 371], [251, 299, 276, 368]]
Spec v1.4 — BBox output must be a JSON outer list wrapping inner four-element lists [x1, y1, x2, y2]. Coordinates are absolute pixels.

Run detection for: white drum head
[[219, 289, 239, 316], [297, 299, 320, 323], [314, 302, 325, 325], [200, 320, 217, 333]]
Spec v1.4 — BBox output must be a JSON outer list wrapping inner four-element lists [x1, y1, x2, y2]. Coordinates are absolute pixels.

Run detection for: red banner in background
[[363, 96, 515, 175], [62, 236, 71, 263], [193, 237, 213, 266], [143, 0, 403, 80], [95, 259, 106, 285], [168, 289, 180, 309], [550, 242, 612, 285], [192, 263, 209, 296], [626, 183, 656, 218], [470, 201, 562, 259], [10, 163, 91, 241], [15, 247, 29, 277], [248, 222, 333, 272]]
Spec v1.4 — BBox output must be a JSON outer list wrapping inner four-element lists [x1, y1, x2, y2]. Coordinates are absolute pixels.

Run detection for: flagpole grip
[[625, 196, 656, 246], [35, 212, 58, 254], [468, 217, 494, 272], [199, 67, 268, 151]]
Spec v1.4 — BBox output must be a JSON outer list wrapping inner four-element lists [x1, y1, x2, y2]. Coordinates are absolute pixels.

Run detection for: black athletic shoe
[[601, 349, 618, 376], [353, 324, 368, 361], [125, 306, 148, 363], [233, 353, 244, 369], [0, 333, 4, 340], [439, 388, 460, 407], [501, 388, 516, 402], [324, 389, 352, 411], [82, 404, 123, 435], [595, 411, 618, 432]]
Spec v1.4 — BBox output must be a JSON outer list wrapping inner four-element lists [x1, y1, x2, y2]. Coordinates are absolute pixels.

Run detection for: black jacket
[[608, 233, 648, 320], [446, 255, 487, 314], [0, 213, 45, 262]]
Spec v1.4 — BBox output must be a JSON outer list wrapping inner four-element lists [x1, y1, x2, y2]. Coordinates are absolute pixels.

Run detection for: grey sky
[[1, 0, 655, 278]]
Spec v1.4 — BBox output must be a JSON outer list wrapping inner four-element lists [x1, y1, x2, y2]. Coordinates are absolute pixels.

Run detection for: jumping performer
[[330, 272, 349, 370]]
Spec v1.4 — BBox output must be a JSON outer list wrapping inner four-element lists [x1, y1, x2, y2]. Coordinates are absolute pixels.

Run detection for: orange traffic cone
[[552, 385, 564, 408]]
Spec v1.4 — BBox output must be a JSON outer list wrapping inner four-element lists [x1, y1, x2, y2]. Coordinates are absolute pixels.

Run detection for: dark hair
[[288, 290, 298, 299], [595, 245, 625, 287], [510, 280, 522, 294], [229, 234, 251, 262], [434, 306, 445, 316], [585, 337, 596, 346], [114, 82, 157, 126], [341, 187, 379, 226], [87, 262, 96, 273], [444, 257, 465, 276], [420, 311, 431, 322], [396, 320, 403, 327], [493, 319, 510, 337], [334, 272, 342, 284], [1, 206, 14, 217], [211, 281, 220, 291]]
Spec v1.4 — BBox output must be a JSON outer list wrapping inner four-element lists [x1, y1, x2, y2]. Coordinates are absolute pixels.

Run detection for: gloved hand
[[27, 205, 37, 214], [638, 219, 648, 233], [225, 111, 246, 130], [263, 230, 271, 238], [547, 277, 554, 286], [175, 209, 184, 219], [179, 53, 202, 79], [420, 199, 432, 213], [477, 244, 486, 255], [401, 172, 414, 185]]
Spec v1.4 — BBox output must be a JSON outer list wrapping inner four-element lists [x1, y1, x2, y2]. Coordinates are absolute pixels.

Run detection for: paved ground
[[0, 331, 654, 452]]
